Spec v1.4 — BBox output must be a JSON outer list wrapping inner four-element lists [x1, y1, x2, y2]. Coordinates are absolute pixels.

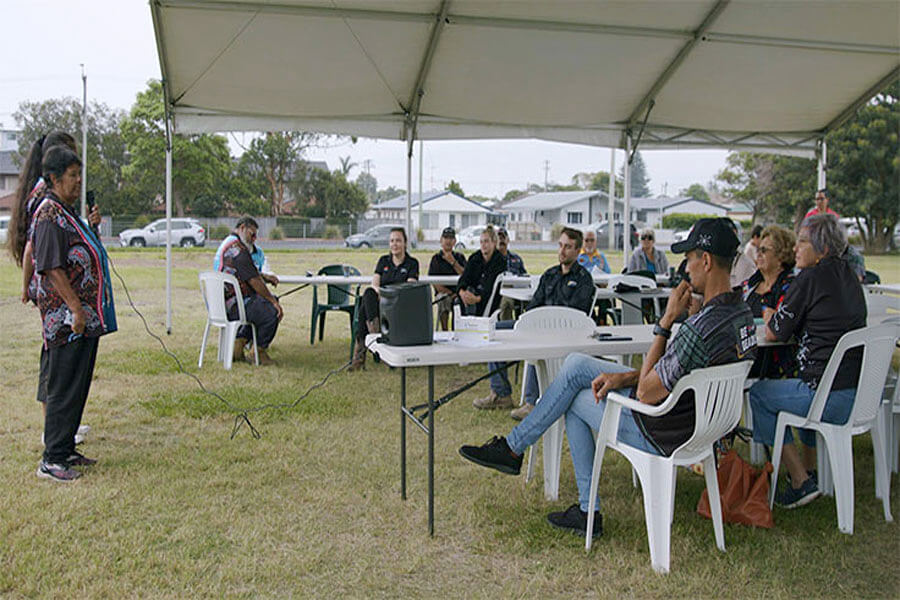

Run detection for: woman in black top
[[457, 225, 506, 316], [748, 214, 866, 508], [350, 227, 419, 370], [741, 225, 797, 378]]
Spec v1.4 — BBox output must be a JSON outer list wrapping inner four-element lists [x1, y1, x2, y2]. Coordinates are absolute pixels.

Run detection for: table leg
[[428, 365, 435, 537], [401, 367, 406, 501]]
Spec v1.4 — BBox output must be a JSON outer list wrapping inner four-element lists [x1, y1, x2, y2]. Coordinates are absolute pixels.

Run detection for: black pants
[[42, 337, 99, 464], [229, 296, 280, 349], [355, 287, 380, 343]]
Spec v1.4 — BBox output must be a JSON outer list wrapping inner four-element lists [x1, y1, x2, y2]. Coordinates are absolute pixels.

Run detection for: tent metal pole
[[817, 138, 827, 191], [623, 134, 632, 269], [406, 140, 413, 240], [80, 65, 88, 220], [164, 113, 173, 334], [418, 140, 423, 234], [608, 148, 616, 251]]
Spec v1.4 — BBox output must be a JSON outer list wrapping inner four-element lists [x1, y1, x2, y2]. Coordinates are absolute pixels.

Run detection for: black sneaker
[[67, 451, 97, 467], [458, 436, 522, 475], [36, 460, 81, 482], [547, 503, 603, 539], [775, 473, 820, 509]]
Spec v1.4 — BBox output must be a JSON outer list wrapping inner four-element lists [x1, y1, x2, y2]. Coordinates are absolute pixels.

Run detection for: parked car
[[454, 224, 485, 250], [119, 218, 206, 247], [583, 221, 639, 250], [345, 223, 416, 249], [0, 215, 9, 245]]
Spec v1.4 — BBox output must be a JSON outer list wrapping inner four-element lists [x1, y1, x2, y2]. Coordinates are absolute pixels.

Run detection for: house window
[[449, 214, 456, 228], [566, 212, 583, 225], [420, 213, 437, 229], [461, 214, 477, 228]]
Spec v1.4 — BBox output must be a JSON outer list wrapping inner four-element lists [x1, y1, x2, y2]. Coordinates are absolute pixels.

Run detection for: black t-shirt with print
[[767, 255, 866, 390], [375, 253, 419, 286]]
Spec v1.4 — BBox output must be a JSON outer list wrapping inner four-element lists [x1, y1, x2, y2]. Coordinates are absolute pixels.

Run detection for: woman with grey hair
[[748, 213, 865, 509], [627, 228, 668, 274]]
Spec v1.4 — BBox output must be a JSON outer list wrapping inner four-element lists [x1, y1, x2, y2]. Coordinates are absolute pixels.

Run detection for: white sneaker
[[77, 425, 91, 437]]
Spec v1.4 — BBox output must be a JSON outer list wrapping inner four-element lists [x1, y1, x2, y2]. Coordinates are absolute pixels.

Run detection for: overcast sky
[[1, 0, 729, 199]]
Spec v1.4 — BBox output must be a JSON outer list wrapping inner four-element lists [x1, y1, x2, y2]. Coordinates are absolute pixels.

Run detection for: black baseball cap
[[441, 227, 456, 238], [670, 218, 739, 258]]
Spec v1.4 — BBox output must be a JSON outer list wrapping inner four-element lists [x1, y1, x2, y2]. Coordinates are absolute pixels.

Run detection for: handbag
[[696, 449, 774, 529]]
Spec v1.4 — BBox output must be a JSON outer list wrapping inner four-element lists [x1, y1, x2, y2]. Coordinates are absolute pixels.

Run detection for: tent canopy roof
[[151, 0, 899, 156]]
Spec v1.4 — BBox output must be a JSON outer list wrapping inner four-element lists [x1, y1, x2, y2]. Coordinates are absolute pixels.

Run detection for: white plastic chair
[[768, 324, 898, 534], [585, 361, 753, 573], [512, 306, 596, 500], [198, 271, 259, 370]]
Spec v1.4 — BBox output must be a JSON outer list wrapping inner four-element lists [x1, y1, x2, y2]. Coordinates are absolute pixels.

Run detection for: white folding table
[[369, 324, 657, 536]]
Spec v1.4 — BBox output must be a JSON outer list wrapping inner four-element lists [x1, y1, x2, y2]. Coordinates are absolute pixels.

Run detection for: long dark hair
[[8, 131, 77, 266]]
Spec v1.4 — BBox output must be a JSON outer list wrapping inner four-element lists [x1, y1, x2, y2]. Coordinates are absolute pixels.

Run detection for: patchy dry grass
[[0, 247, 897, 598]]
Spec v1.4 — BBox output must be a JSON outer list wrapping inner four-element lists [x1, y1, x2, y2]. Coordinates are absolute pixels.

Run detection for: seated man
[[214, 227, 279, 288], [577, 229, 610, 274], [496, 227, 527, 320], [217, 217, 283, 365], [428, 227, 466, 331], [460, 218, 756, 538], [476, 228, 596, 418]]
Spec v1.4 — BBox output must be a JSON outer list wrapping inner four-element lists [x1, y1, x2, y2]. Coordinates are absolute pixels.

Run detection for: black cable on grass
[[108, 256, 362, 440]]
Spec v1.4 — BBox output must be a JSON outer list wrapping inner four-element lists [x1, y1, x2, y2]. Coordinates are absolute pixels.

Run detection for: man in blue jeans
[[460, 218, 757, 538]]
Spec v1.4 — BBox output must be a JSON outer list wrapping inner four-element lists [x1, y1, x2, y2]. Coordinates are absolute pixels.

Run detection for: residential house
[[629, 196, 729, 228], [367, 190, 492, 239], [501, 191, 626, 240]]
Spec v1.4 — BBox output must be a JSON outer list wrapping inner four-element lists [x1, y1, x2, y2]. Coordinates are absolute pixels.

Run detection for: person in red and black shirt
[[804, 188, 839, 219], [218, 217, 283, 365], [350, 227, 419, 370]]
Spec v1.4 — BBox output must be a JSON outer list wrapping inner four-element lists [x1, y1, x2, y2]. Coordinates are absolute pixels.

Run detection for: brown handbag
[[696, 449, 775, 528]]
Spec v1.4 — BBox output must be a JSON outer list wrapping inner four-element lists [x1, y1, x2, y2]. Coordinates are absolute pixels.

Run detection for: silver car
[[345, 223, 416, 249], [119, 218, 206, 247]]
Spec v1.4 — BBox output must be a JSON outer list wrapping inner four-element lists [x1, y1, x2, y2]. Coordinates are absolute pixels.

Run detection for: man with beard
[[216, 217, 283, 365]]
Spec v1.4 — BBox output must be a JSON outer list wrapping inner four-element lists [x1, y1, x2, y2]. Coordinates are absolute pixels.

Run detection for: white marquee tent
[[149, 0, 899, 328]]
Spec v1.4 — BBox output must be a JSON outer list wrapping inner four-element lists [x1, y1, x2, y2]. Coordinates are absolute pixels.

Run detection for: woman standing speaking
[[31, 145, 116, 482]]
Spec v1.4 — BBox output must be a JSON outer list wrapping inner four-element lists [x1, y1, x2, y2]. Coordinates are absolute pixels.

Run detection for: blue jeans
[[748, 378, 855, 447], [488, 363, 539, 401], [507, 353, 659, 512]]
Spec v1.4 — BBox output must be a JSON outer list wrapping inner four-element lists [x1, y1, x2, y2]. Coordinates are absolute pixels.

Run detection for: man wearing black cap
[[496, 226, 527, 320], [459, 218, 757, 538], [428, 227, 467, 330]]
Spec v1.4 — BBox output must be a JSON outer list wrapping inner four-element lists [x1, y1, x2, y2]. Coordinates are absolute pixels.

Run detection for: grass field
[[1, 246, 898, 598]]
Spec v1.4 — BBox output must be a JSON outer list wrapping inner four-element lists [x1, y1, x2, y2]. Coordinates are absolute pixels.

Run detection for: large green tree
[[295, 169, 367, 221], [14, 97, 127, 214], [826, 85, 899, 252], [120, 80, 233, 216], [619, 150, 651, 197], [238, 131, 322, 216], [716, 152, 815, 226], [680, 183, 710, 203]]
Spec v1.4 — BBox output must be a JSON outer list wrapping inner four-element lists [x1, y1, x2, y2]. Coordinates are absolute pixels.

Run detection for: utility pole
[[80, 64, 87, 219], [543, 160, 550, 191]]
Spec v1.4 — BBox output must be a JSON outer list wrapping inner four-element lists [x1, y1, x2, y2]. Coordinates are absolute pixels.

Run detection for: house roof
[[376, 190, 492, 213], [502, 190, 611, 210], [629, 195, 728, 212]]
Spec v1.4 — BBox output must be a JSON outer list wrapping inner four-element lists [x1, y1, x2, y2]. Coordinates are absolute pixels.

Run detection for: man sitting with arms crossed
[[428, 227, 467, 331], [460, 218, 756, 538], [218, 217, 283, 365], [475, 227, 595, 414]]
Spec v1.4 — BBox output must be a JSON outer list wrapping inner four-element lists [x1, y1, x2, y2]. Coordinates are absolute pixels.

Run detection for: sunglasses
[[640, 235, 654, 241]]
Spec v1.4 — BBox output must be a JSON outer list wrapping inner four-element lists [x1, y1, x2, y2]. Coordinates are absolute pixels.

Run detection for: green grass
[[0, 248, 897, 598]]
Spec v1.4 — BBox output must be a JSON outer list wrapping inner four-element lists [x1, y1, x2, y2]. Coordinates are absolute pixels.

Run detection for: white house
[[629, 196, 729, 228], [501, 191, 626, 239], [368, 190, 492, 239]]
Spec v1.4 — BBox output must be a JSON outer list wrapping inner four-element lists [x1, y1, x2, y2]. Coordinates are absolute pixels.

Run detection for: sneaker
[[473, 392, 513, 410], [786, 469, 817, 487], [42, 424, 91, 446], [509, 403, 534, 421], [66, 451, 97, 467], [775, 473, 820, 509], [458, 436, 523, 475], [547, 503, 603, 539], [36, 460, 81, 483]]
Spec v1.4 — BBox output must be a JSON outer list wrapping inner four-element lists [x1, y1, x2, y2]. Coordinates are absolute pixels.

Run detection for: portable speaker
[[379, 282, 433, 346]]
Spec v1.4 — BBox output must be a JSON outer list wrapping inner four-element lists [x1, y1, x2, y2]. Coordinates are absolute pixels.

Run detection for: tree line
[[13, 80, 369, 222]]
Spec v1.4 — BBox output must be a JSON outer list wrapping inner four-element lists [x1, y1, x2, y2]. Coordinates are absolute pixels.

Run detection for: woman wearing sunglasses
[[627, 228, 669, 275]]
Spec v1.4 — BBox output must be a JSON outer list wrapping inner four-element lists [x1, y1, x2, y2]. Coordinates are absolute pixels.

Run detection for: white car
[[0, 215, 9, 245], [119, 218, 206, 247], [454, 225, 484, 250]]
